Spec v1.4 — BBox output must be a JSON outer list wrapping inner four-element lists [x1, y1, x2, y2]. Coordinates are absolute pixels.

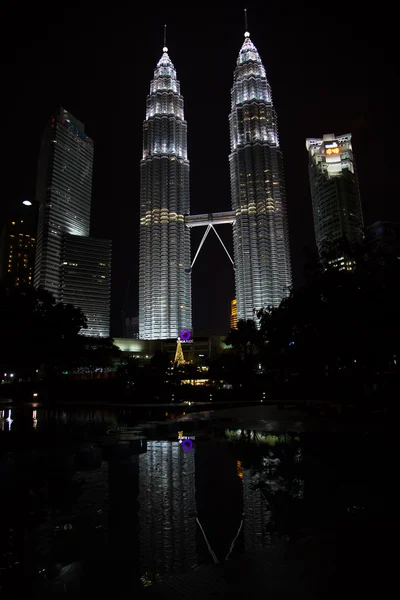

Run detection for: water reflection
[[139, 441, 197, 581], [0, 410, 384, 596]]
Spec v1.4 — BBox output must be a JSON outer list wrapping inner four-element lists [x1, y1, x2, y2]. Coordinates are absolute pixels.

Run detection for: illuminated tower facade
[[306, 133, 364, 254], [229, 32, 292, 320], [34, 107, 111, 336], [230, 299, 238, 330], [139, 46, 192, 339], [34, 107, 93, 302]]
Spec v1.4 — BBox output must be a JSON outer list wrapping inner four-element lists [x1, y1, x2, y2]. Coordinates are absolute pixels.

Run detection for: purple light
[[179, 329, 191, 341], [181, 439, 193, 452]]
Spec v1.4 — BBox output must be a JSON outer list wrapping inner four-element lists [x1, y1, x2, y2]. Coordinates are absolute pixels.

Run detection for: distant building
[[0, 201, 37, 288], [123, 316, 139, 339], [61, 235, 112, 337], [306, 133, 364, 260], [34, 107, 111, 336], [113, 335, 228, 362], [367, 221, 400, 259], [230, 299, 238, 330]]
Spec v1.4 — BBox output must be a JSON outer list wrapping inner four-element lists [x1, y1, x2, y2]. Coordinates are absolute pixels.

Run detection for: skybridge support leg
[[191, 225, 211, 269], [210, 225, 234, 266], [191, 224, 235, 269]]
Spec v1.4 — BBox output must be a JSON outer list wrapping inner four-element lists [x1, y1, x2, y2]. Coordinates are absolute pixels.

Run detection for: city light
[[326, 147, 340, 155]]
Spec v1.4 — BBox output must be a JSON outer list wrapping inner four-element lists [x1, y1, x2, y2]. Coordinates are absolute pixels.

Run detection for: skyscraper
[[61, 235, 112, 337], [139, 46, 192, 340], [229, 32, 292, 321], [34, 107, 112, 336], [306, 133, 364, 254], [34, 107, 93, 302]]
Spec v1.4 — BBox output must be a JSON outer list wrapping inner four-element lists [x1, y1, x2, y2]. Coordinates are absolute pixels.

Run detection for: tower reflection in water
[[138, 441, 197, 581]]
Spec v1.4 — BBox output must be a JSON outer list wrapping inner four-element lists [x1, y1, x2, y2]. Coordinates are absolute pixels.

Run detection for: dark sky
[[1, 3, 393, 336]]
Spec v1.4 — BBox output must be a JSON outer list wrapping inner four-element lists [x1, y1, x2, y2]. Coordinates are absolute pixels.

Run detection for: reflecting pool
[[0, 407, 385, 597]]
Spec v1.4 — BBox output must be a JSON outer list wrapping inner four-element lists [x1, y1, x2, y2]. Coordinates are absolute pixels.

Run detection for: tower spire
[[163, 24, 167, 52], [244, 8, 249, 36]]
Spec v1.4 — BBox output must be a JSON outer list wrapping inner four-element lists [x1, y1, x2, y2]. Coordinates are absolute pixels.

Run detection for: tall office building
[[229, 32, 292, 321], [306, 133, 364, 254], [34, 107, 111, 336], [0, 201, 37, 288], [35, 107, 93, 301], [139, 46, 192, 340], [61, 235, 112, 337]]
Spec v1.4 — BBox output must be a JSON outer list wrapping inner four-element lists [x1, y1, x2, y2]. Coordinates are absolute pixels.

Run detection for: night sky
[[1, 4, 392, 336]]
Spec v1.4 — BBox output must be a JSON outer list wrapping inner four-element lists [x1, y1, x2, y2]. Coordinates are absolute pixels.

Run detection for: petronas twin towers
[[139, 32, 292, 340]]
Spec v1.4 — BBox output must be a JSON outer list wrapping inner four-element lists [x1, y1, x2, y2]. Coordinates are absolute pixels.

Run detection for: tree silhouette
[[225, 319, 263, 359], [0, 285, 87, 378], [258, 239, 400, 386]]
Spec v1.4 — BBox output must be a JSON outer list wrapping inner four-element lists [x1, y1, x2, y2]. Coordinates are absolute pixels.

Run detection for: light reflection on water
[[0, 407, 384, 596]]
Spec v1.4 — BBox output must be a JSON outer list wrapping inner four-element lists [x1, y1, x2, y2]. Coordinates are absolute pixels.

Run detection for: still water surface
[[0, 406, 384, 597]]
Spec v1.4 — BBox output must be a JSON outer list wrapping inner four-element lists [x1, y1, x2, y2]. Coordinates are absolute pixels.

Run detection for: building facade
[[306, 133, 364, 254], [367, 221, 400, 259], [34, 107, 93, 302], [123, 316, 139, 339], [229, 32, 292, 321], [34, 107, 111, 336], [230, 298, 238, 330], [139, 46, 192, 340], [0, 201, 37, 288], [61, 235, 112, 337]]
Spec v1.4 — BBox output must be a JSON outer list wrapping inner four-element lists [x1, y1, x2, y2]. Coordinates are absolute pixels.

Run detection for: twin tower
[[139, 32, 292, 340]]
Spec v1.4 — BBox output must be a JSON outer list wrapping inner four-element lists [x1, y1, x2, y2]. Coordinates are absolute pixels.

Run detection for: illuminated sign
[[179, 329, 191, 342], [326, 147, 340, 155], [182, 439, 193, 452]]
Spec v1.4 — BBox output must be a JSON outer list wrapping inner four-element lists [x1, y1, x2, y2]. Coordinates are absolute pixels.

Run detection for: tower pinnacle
[[244, 7, 249, 33]]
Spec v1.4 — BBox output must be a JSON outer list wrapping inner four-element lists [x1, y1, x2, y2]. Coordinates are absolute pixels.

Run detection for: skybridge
[[185, 211, 236, 269]]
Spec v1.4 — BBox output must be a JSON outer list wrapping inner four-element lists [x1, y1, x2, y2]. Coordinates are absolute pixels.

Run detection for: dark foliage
[[0, 286, 87, 378], [0, 286, 120, 380], [258, 238, 400, 383]]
